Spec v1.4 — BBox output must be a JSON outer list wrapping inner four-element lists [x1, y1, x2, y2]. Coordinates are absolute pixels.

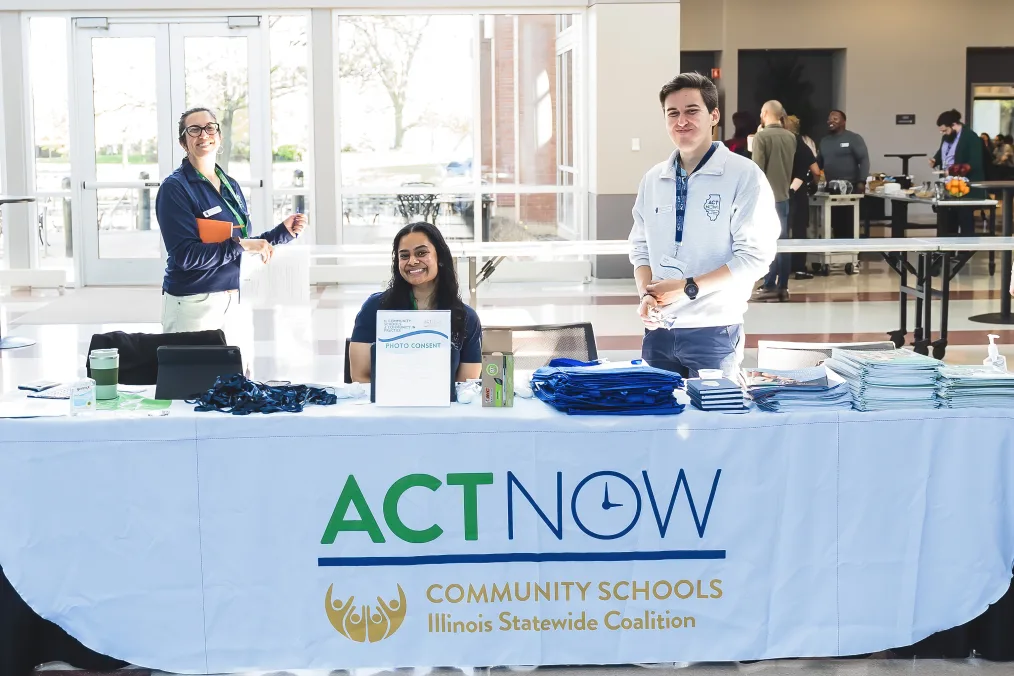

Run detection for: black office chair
[[483, 323, 598, 371], [85, 329, 227, 385]]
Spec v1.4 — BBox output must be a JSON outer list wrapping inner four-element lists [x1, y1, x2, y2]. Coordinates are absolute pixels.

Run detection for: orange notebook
[[196, 218, 234, 243]]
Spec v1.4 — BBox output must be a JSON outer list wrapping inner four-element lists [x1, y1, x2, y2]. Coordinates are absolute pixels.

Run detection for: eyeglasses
[[185, 123, 221, 137]]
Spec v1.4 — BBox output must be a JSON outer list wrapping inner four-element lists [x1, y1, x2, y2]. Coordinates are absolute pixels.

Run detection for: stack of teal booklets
[[936, 365, 1014, 408], [824, 348, 941, 411]]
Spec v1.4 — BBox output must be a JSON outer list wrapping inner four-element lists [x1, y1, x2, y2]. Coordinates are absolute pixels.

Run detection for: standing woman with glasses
[[155, 107, 306, 333]]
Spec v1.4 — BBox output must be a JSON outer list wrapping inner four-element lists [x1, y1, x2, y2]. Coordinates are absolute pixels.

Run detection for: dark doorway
[[967, 48, 1014, 137], [681, 51, 717, 78], [738, 49, 842, 142], [681, 51, 720, 136]]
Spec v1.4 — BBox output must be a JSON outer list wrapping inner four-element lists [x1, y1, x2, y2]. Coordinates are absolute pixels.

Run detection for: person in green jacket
[[930, 109, 984, 236]]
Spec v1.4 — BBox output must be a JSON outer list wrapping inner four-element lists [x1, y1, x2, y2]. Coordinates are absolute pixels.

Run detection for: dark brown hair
[[380, 222, 466, 346], [936, 109, 961, 127], [177, 107, 218, 144], [659, 72, 719, 112]]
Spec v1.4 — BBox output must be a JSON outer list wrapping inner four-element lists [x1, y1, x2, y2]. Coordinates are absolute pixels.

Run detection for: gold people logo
[[325, 583, 407, 643]]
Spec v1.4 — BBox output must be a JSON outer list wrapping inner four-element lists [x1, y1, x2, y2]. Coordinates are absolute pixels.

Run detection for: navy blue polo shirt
[[351, 292, 483, 389], [155, 159, 293, 296]]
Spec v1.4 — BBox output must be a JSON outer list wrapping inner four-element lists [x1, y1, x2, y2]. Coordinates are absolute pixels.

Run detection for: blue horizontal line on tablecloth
[[318, 550, 726, 567], [377, 330, 449, 342]]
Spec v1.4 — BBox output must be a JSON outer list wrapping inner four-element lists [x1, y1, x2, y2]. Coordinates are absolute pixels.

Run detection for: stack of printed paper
[[743, 366, 853, 412], [824, 348, 941, 411], [936, 365, 1014, 408]]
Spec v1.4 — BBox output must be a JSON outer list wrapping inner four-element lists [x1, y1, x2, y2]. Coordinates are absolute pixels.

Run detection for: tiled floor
[[2, 254, 1013, 390]]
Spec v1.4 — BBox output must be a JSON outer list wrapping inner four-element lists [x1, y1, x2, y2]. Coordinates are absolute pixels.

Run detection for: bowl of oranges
[[944, 163, 972, 199], [945, 177, 970, 198]]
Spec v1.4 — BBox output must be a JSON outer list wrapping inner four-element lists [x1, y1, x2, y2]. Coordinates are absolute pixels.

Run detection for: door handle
[[82, 181, 162, 190]]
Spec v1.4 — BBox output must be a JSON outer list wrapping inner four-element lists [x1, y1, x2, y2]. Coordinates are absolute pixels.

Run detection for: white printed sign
[[375, 310, 451, 407]]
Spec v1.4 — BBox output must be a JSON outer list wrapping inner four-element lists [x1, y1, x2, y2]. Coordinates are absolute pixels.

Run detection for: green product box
[[481, 329, 514, 408]]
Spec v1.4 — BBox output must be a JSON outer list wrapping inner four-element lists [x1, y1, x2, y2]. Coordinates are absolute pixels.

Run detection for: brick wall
[[481, 15, 560, 234]]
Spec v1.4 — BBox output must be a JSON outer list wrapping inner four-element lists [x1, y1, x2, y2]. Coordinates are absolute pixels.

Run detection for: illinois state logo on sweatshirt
[[704, 194, 721, 221]]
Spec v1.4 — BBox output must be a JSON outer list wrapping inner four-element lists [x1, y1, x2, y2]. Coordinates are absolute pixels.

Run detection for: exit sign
[[896, 114, 916, 125]]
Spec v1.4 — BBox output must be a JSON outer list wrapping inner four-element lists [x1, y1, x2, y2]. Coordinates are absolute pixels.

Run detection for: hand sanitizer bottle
[[983, 334, 1008, 372]]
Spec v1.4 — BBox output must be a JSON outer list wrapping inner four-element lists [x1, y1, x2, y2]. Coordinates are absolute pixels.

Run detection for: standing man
[[628, 73, 780, 378], [817, 110, 870, 237], [751, 101, 796, 302], [930, 109, 985, 236]]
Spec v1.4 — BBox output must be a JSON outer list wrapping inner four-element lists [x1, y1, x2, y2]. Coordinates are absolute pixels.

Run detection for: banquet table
[[1, 400, 1014, 673]]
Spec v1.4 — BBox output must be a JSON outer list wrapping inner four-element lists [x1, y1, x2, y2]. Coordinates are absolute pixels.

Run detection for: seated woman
[[155, 106, 306, 333], [349, 222, 482, 387]]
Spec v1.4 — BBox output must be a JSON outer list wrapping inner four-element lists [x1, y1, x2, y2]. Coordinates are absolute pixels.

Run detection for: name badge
[[657, 255, 688, 281], [840, 142, 850, 148], [655, 205, 674, 214], [203, 206, 223, 217]]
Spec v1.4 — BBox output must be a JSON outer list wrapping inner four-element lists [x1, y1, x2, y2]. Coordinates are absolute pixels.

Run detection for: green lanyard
[[410, 294, 418, 310], [197, 166, 248, 238]]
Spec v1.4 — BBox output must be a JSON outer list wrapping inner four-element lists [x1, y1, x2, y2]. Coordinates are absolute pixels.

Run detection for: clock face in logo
[[571, 471, 642, 540]]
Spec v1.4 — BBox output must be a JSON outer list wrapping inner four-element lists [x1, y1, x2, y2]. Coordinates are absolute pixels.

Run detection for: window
[[269, 15, 310, 225], [183, 36, 251, 181], [337, 13, 579, 245], [338, 15, 474, 244], [91, 35, 160, 261], [478, 14, 580, 242]]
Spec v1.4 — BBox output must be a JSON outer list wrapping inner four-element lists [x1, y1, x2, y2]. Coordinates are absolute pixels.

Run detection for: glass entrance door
[[170, 22, 269, 228], [72, 22, 170, 285], [72, 18, 266, 286]]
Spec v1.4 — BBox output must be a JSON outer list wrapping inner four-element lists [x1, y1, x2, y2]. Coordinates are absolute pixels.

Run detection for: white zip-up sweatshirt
[[628, 142, 780, 329]]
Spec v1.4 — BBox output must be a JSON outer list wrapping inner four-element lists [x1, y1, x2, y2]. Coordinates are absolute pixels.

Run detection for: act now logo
[[319, 469, 722, 552]]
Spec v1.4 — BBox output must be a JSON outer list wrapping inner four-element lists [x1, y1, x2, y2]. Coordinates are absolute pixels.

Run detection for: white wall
[[0, 12, 35, 268], [588, 1, 680, 195], [683, 0, 1014, 184]]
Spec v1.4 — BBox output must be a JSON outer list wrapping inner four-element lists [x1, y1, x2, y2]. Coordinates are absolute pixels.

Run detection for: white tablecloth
[[1, 402, 1013, 672]]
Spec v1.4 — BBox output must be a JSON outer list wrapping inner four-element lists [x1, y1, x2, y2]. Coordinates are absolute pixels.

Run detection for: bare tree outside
[[185, 29, 308, 174], [212, 78, 247, 174], [183, 38, 250, 174], [340, 16, 431, 151]]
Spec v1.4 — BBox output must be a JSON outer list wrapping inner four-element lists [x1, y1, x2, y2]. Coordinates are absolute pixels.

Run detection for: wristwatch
[[684, 277, 699, 300]]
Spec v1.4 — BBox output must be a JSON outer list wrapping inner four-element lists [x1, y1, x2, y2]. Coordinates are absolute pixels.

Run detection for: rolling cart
[[807, 193, 864, 276]]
